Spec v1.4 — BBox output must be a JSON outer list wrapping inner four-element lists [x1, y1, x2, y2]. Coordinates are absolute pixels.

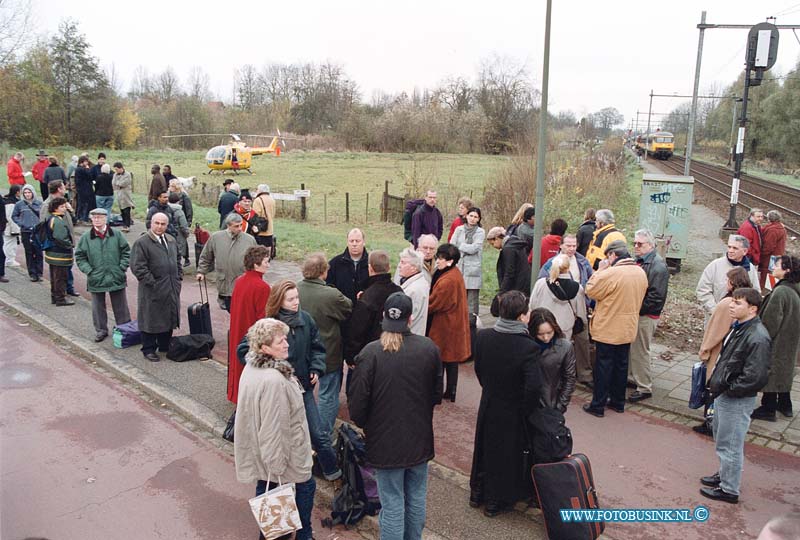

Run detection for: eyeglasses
[[633, 242, 648, 247]]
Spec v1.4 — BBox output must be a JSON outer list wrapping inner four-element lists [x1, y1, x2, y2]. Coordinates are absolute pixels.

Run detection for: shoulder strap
[[593, 227, 617, 248]]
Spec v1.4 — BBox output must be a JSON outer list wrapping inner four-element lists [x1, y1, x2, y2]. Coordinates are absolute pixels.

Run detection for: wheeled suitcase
[[532, 453, 604, 540], [188, 280, 213, 337]]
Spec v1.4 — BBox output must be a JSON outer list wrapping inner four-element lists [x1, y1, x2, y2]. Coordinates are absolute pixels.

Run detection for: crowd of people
[[4, 150, 800, 539]]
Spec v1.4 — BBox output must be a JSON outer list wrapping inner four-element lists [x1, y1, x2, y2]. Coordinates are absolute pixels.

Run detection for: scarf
[[278, 307, 302, 328], [546, 276, 579, 301], [430, 263, 454, 290], [244, 351, 296, 379], [494, 318, 529, 335], [534, 337, 555, 351], [727, 255, 751, 271], [463, 223, 477, 244]]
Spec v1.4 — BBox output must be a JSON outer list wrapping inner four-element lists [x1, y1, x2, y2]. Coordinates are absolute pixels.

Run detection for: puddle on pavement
[[45, 411, 146, 450], [0, 363, 51, 389]]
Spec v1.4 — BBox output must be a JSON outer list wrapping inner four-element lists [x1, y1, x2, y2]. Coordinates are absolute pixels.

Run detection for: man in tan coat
[[583, 240, 647, 417], [251, 183, 275, 251], [197, 213, 256, 311]]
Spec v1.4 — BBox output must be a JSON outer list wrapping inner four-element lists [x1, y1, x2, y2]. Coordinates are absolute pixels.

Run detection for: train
[[634, 131, 674, 160]]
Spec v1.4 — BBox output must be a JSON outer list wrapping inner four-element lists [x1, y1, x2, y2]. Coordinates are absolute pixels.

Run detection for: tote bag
[[248, 477, 302, 540]]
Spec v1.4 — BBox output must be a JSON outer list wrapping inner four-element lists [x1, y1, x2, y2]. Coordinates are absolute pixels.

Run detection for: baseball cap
[[222, 178, 234, 186], [381, 292, 413, 332]]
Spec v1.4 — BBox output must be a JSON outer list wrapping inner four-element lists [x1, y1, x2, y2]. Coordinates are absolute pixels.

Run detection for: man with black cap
[[75, 208, 132, 342], [348, 292, 443, 540], [218, 180, 239, 228]]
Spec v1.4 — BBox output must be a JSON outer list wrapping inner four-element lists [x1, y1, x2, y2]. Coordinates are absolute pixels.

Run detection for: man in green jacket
[[197, 213, 255, 311], [75, 208, 131, 342], [296, 252, 353, 437]]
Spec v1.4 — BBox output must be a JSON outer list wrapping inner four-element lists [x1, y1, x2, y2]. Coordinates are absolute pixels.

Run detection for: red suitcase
[[532, 453, 604, 540]]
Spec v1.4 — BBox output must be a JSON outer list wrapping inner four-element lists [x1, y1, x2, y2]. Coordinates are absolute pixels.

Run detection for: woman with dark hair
[[427, 243, 471, 402], [251, 279, 342, 482], [693, 266, 752, 435], [451, 207, 485, 316], [234, 318, 315, 540], [44, 197, 74, 306], [759, 211, 787, 288], [470, 290, 542, 517], [752, 255, 800, 421], [74, 155, 95, 224], [528, 307, 576, 412], [228, 246, 271, 405], [539, 218, 568, 263], [42, 156, 67, 188]]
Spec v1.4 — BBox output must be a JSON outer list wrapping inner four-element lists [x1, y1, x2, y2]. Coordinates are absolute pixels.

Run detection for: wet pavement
[[0, 313, 361, 540]]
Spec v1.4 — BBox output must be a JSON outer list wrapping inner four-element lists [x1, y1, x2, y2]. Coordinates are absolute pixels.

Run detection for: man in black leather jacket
[[628, 229, 670, 403], [700, 287, 771, 504]]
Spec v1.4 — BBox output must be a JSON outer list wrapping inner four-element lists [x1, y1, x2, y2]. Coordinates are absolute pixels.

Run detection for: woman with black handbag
[[529, 254, 587, 340]]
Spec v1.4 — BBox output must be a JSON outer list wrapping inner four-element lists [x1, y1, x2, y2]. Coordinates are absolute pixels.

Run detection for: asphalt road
[[0, 313, 360, 540]]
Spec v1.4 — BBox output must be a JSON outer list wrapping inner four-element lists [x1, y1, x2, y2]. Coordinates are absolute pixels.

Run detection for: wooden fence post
[[345, 192, 350, 223], [300, 183, 307, 221], [382, 180, 389, 222]]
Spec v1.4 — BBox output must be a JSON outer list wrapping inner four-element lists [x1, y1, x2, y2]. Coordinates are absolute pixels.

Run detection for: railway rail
[[655, 155, 800, 238]]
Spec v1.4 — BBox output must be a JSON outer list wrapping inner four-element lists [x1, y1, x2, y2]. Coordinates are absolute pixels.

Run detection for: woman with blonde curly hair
[[234, 318, 315, 540]]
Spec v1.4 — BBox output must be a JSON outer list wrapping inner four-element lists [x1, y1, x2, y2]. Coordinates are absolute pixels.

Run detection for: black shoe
[[606, 402, 624, 414], [55, 299, 75, 306], [699, 486, 738, 504], [144, 352, 160, 362], [700, 473, 721, 487], [628, 391, 652, 403], [483, 501, 509, 517], [692, 422, 713, 436], [94, 332, 108, 342], [183, 259, 191, 267], [443, 389, 454, 402], [583, 403, 604, 418], [626, 381, 637, 389], [469, 491, 483, 508], [66, 291, 80, 297], [30, 276, 41, 282], [778, 408, 793, 418], [0, 276, 8, 283], [751, 406, 777, 422]]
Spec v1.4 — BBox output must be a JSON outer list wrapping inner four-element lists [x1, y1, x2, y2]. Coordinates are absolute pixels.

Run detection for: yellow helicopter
[[161, 132, 294, 174]]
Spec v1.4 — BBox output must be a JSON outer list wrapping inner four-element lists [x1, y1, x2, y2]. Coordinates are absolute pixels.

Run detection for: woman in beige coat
[[529, 254, 587, 340], [692, 266, 752, 435], [234, 318, 316, 540]]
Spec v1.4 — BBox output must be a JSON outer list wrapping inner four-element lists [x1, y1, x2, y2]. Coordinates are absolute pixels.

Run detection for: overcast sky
[[35, 0, 800, 131]]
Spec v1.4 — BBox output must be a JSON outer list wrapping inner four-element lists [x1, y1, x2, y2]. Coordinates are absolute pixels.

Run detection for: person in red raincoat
[[227, 245, 271, 403]]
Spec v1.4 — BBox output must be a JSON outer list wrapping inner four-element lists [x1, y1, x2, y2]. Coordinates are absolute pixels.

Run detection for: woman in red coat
[[228, 246, 271, 403], [427, 243, 471, 402], [759, 210, 787, 289]]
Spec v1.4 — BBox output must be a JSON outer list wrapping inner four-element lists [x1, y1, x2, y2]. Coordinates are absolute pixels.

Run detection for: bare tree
[[129, 66, 152, 100], [235, 64, 262, 110], [155, 66, 180, 102], [434, 77, 474, 113], [105, 62, 123, 96], [187, 66, 211, 101], [0, 0, 32, 65]]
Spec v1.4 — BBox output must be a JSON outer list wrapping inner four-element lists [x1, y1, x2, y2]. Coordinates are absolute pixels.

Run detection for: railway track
[[655, 155, 800, 238]]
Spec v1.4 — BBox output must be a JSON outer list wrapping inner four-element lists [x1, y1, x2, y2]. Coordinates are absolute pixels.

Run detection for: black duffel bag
[[166, 334, 215, 362], [527, 406, 573, 464]]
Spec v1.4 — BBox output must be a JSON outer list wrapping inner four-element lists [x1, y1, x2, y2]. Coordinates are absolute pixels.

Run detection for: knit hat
[[256, 183, 270, 195]]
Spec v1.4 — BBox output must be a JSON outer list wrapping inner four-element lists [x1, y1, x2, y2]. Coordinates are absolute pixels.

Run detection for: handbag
[[527, 405, 574, 464], [222, 411, 236, 442], [166, 334, 215, 362], [689, 361, 708, 409], [248, 475, 302, 540], [559, 282, 585, 335]]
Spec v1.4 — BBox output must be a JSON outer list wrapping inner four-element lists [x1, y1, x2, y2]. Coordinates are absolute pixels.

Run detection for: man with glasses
[[74, 208, 132, 342], [627, 229, 669, 403], [697, 235, 760, 314], [736, 208, 764, 267]]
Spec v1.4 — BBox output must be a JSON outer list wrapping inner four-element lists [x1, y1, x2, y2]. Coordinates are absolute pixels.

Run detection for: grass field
[[16, 146, 642, 303]]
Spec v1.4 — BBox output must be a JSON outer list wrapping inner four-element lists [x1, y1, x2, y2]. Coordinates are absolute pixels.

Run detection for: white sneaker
[[5, 261, 20, 267]]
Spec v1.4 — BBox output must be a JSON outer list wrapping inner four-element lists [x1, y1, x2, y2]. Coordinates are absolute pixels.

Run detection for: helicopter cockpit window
[[206, 146, 227, 162]]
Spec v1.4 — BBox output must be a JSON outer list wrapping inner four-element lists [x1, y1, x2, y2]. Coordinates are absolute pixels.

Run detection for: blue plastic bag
[[689, 361, 707, 409]]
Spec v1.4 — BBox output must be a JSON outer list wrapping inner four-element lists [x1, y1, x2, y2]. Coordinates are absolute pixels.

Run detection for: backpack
[[32, 217, 54, 251], [403, 199, 425, 242], [166, 334, 215, 361], [323, 423, 381, 527]]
